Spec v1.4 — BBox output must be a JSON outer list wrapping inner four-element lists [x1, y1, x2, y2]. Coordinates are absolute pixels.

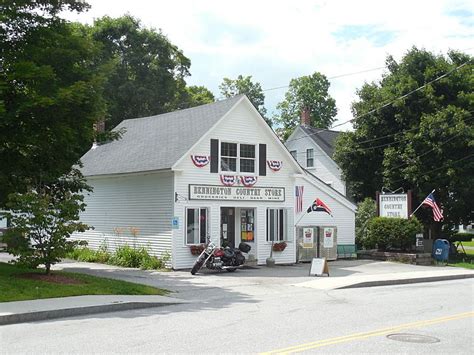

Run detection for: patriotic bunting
[[267, 160, 283, 172], [191, 155, 210, 167], [241, 176, 258, 187], [220, 175, 238, 186]]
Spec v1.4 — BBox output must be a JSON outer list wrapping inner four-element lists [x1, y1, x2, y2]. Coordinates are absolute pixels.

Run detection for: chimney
[[300, 107, 311, 127]]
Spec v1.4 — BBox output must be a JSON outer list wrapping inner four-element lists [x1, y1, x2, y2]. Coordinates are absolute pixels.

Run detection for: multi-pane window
[[221, 142, 237, 172], [240, 144, 255, 173], [306, 148, 314, 168], [186, 208, 208, 245], [266, 208, 286, 241], [221, 142, 255, 173]]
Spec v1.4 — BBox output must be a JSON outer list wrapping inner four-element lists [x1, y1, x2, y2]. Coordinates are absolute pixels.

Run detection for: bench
[[337, 244, 357, 259]]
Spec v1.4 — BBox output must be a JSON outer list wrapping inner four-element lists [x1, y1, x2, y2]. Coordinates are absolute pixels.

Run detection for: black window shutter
[[259, 144, 266, 176], [210, 139, 219, 173]]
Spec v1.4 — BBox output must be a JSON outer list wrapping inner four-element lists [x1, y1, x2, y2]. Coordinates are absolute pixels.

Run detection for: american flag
[[422, 193, 443, 222], [295, 186, 304, 213]]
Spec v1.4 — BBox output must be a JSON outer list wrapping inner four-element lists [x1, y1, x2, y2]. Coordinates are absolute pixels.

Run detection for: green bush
[[364, 217, 423, 251], [67, 243, 170, 270], [355, 198, 377, 248]]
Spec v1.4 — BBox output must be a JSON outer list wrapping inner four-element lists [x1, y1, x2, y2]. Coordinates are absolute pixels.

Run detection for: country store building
[[75, 95, 356, 269]]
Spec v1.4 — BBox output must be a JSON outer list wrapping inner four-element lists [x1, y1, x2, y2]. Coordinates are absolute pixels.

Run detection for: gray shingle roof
[[300, 125, 340, 158], [80, 95, 243, 176]]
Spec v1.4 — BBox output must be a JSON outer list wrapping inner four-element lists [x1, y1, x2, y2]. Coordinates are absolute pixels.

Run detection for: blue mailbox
[[432, 239, 450, 262]]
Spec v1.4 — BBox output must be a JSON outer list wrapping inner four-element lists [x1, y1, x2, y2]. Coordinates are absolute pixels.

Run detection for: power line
[[262, 66, 386, 93], [285, 60, 472, 144]]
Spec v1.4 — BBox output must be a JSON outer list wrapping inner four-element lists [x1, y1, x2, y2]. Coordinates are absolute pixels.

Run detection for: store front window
[[240, 209, 255, 242], [186, 208, 208, 245], [267, 208, 286, 241]]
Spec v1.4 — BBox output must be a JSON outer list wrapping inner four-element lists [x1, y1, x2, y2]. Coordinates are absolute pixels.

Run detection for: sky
[[63, 0, 474, 130]]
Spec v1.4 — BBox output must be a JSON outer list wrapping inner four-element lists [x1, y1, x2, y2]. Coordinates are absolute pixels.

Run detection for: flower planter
[[189, 244, 205, 256], [272, 241, 287, 252]]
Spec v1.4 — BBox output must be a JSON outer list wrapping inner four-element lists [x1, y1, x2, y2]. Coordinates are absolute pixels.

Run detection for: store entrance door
[[221, 207, 235, 248]]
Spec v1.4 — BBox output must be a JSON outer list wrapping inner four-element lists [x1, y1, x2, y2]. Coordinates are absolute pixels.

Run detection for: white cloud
[[63, 0, 474, 130]]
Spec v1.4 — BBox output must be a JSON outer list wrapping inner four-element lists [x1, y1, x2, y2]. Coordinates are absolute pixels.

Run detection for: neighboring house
[[74, 95, 355, 269], [285, 111, 346, 196]]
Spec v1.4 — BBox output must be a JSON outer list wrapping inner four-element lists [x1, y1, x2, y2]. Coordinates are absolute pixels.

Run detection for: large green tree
[[177, 85, 215, 109], [85, 15, 191, 129], [334, 48, 473, 230], [275, 72, 337, 139], [219, 75, 270, 125], [0, 0, 105, 206]]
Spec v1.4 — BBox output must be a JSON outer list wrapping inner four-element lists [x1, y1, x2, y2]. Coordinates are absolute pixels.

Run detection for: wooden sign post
[[309, 257, 329, 277]]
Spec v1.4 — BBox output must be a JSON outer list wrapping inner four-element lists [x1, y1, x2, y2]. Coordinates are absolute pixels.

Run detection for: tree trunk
[[45, 262, 51, 275]]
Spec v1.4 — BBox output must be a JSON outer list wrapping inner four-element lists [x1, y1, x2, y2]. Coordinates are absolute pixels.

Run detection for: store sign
[[303, 228, 314, 248], [189, 184, 285, 201], [323, 227, 334, 248], [379, 193, 409, 219]]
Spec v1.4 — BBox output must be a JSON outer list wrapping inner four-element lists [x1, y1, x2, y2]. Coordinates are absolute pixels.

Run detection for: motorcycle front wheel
[[191, 256, 205, 275]]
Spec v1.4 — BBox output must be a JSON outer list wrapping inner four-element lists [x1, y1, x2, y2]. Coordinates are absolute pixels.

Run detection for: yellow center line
[[260, 311, 473, 354]]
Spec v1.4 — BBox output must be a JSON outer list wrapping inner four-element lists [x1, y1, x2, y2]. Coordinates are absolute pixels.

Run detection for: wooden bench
[[337, 244, 357, 258]]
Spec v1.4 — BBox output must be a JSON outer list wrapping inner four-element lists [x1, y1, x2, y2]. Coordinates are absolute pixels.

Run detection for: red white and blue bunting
[[267, 160, 283, 171], [220, 175, 238, 186], [191, 155, 210, 167], [241, 176, 258, 187]]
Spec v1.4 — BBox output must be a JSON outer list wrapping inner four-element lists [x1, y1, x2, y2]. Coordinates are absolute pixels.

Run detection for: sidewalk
[[1, 254, 473, 326]]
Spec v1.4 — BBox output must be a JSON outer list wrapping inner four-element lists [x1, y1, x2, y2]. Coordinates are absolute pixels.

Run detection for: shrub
[[355, 198, 377, 248], [364, 217, 422, 251], [447, 233, 473, 243]]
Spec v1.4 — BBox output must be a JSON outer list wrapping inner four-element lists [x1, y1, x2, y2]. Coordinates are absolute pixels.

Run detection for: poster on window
[[303, 228, 314, 248], [323, 228, 334, 248]]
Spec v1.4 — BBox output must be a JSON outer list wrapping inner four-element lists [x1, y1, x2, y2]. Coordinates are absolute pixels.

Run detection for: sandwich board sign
[[309, 257, 329, 277]]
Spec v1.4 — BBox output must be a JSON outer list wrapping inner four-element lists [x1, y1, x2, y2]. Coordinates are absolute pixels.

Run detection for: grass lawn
[[460, 239, 474, 247], [447, 253, 474, 270], [0, 262, 168, 303]]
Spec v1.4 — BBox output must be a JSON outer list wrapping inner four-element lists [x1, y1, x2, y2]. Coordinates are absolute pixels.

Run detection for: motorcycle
[[190, 239, 251, 275]]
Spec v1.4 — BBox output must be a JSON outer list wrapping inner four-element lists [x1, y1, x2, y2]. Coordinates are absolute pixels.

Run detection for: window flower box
[[189, 244, 205, 255], [272, 241, 287, 252]]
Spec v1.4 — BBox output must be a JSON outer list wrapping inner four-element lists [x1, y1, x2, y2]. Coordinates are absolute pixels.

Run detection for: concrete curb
[[0, 301, 182, 326], [337, 273, 474, 289]]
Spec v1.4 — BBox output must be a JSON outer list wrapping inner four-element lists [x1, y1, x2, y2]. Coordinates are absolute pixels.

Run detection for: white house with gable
[[74, 96, 356, 269], [285, 111, 346, 196]]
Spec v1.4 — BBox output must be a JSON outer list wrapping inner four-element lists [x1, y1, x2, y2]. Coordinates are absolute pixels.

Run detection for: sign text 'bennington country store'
[[189, 184, 285, 201]]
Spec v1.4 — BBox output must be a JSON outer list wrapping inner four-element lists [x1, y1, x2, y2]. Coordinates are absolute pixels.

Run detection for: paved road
[[1, 277, 473, 354]]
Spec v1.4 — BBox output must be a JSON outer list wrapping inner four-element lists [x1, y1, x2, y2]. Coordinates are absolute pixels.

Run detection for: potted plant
[[272, 241, 287, 252], [189, 244, 205, 256]]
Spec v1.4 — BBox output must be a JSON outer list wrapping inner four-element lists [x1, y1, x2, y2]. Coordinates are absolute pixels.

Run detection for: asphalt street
[[1, 277, 473, 354]]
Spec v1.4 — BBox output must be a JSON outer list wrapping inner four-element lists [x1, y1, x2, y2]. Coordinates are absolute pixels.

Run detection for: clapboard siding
[[285, 127, 346, 195], [72, 171, 174, 260], [295, 175, 355, 246], [172, 99, 298, 269]]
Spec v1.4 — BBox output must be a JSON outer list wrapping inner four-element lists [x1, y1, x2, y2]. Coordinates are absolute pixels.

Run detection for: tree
[[0, 0, 105, 207], [86, 15, 191, 129], [275, 72, 337, 139], [4, 169, 91, 274], [334, 47, 473, 231], [219, 75, 270, 125], [178, 85, 215, 109]]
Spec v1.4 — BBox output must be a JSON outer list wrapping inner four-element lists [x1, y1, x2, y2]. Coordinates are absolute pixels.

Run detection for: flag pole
[[295, 210, 308, 226], [409, 189, 435, 217]]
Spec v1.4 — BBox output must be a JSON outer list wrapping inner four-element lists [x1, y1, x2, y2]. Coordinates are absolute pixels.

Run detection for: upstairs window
[[306, 148, 314, 168], [290, 150, 297, 159], [221, 142, 255, 173]]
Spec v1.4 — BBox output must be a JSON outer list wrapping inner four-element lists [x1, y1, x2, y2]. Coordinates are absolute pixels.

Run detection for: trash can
[[432, 239, 450, 262]]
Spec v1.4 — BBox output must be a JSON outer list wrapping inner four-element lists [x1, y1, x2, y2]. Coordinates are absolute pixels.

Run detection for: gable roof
[[80, 95, 243, 177], [299, 125, 340, 158]]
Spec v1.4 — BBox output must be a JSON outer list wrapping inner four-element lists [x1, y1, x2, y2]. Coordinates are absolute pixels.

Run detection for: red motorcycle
[[190, 240, 251, 275]]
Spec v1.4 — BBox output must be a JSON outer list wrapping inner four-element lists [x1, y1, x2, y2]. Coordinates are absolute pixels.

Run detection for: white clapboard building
[[75, 95, 356, 269]]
